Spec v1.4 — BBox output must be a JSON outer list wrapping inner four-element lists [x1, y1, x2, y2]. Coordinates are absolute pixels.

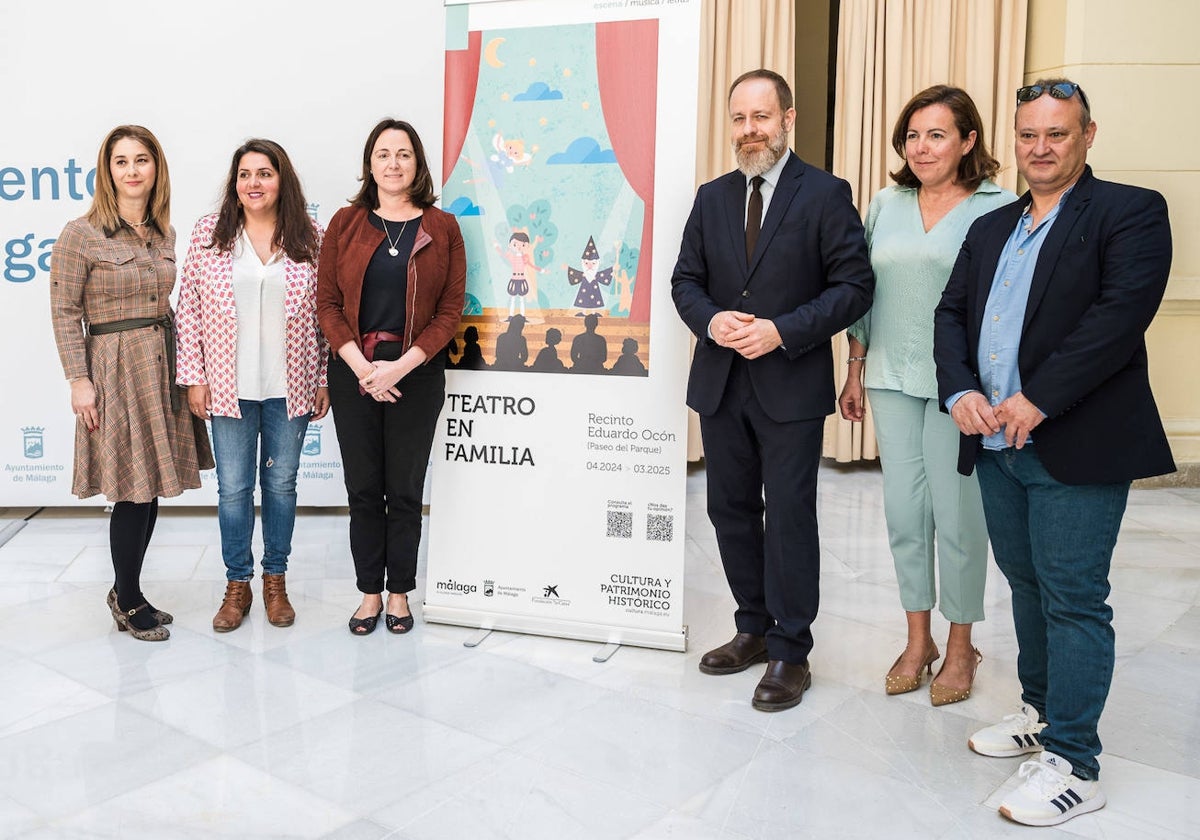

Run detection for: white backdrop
[[0, 0, 447, 505]]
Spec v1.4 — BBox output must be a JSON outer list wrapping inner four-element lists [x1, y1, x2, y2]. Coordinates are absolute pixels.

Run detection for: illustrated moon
[[484, 37, 505, 68]]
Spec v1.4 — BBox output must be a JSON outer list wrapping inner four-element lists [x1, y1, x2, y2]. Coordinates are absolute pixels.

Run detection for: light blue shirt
[[947, 187, 1073, 449]]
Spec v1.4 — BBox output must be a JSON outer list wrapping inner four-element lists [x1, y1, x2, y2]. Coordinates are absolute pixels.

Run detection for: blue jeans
[[975, 445, 1129, 780], [210, 399, 309, 581]]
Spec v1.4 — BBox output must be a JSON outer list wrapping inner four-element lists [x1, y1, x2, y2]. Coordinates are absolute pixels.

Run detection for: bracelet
[[846, 356, 867, 363]]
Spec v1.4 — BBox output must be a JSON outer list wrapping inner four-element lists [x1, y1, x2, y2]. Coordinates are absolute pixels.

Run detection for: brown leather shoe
[[262, 573, 295, 627], [752, 660, 812, 711], [212, 580, 252, 632], [699, 632, 768, 675]]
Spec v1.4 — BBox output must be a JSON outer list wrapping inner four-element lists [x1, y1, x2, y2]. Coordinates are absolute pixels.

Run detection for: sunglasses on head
[[1016, 82, 1090, 112]]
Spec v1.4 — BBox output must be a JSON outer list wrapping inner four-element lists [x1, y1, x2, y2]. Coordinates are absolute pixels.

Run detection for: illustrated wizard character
[[566, 237, 614, 316]]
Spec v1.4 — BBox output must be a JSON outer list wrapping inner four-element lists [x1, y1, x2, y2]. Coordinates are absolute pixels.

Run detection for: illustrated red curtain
[[443, 30, 482, 187], [595, 20, 658, 323]]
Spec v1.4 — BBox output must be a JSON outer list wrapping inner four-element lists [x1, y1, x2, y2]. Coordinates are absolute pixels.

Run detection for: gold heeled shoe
[[884, 645, 940, 695], [929, 647, 982, 706]]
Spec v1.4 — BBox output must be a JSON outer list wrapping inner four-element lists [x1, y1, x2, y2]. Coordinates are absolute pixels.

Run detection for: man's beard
[[734, 128, 788, 177]]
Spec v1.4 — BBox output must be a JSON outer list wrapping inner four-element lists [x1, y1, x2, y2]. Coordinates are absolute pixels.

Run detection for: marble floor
[[0, 462, 1197, 839]]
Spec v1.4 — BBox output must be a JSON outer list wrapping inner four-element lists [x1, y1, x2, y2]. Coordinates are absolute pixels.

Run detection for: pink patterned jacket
[[175, 213, 328, 419]]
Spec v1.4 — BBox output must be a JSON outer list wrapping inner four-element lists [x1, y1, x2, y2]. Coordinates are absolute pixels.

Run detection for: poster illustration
[[442, 19, 657, 377], [425, 0, 698, 652]]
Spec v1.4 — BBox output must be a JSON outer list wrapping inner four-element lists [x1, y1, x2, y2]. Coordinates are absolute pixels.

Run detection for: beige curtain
[[825, 0, 1028, 461], [687, 0, 797, 460]]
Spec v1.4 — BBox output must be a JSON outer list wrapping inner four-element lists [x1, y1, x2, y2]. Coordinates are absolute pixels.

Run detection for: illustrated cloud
[[546, 137, 616, 165], [446, 196, 482, 216], [513, 81, 563, 101]]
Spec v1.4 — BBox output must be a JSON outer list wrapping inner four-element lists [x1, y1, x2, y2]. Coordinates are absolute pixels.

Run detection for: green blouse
[[848, 179, 1017, 399]]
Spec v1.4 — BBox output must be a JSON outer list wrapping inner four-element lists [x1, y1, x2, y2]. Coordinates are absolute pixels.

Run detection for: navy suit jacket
[[934, 166, 1175, 484], [671, 152, 874, 423]]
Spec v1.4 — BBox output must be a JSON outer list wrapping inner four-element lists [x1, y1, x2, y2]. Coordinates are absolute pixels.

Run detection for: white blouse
[[231, 232, 287, 401]]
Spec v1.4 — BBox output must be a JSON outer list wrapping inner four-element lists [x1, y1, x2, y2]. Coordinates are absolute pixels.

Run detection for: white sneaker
[[969, 703, 1046, 757], [999, 751, 1106, 826]]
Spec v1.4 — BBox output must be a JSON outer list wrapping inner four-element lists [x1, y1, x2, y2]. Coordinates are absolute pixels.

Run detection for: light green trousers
[[868, 388, 988, 623]]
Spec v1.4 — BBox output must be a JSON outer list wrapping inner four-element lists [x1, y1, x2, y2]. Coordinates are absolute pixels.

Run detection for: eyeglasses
[[1016, 82, 1090, 113]]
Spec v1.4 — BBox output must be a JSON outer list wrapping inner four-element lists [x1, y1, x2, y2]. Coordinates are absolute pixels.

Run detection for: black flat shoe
[[348, 609, 382, 635], [386, 613, 414, 634]]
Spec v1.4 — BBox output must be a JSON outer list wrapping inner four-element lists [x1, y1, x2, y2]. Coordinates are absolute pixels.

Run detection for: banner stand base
[[463, 628, 493, 648], [592, 642, 620, 663], [424, 603, 687, 653]]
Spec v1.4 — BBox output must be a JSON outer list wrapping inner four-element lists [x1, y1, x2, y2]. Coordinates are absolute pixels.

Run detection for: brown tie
[[745, 176, 764, 265]]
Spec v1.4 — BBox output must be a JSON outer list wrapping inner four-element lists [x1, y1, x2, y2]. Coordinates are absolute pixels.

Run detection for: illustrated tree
[[463, 256, 484, 315], [612, 241, 640, 316]]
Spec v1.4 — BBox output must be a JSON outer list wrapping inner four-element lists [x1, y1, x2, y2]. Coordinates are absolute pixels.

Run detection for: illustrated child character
[[531, 328, 566, 372], [492, 132, 535, 171], [452, 325, 487, 370], [565, 236, 614, 316], [461, 133, 536, 188], [494, 230, 545, 320], [610, 337, 647, 376]]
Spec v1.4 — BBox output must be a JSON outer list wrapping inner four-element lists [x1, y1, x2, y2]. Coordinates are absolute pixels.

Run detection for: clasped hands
[[709, 311, 781, 360], [359, 359, 404, 402], [950, 390, 1043, 449]]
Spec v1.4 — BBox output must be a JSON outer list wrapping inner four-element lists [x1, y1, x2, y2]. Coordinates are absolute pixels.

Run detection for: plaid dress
[[50, 218, 214, 503]]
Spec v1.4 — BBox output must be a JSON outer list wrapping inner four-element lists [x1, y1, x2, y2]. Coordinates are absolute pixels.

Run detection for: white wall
[[0, 0, 447, 504]]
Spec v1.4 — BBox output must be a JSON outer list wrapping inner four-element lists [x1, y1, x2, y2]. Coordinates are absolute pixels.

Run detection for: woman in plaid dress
[[50, 125, 214, 642]]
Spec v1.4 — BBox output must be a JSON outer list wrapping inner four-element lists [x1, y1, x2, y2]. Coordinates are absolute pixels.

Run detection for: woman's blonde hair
[[87, 125, 171, 236]]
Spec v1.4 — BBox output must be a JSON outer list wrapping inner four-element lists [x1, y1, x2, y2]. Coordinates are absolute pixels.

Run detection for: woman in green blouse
[[839, 86, 1016, 706]]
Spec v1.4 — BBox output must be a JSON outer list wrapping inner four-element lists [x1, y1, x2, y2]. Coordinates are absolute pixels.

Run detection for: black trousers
[[698, 358, 823, 664], [327, 345, 446, 594]]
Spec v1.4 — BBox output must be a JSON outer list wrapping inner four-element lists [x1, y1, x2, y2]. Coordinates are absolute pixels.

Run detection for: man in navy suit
[[671, 69, 873, 711], [934, 79, 1173, 826]]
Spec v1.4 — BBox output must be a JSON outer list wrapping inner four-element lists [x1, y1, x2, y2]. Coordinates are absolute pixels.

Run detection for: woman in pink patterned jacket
[[176, 139, 327, 633]]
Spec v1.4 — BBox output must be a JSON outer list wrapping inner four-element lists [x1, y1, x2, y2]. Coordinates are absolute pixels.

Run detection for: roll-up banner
[[424, 0, 700, 651], [0, 0, 447, 506]]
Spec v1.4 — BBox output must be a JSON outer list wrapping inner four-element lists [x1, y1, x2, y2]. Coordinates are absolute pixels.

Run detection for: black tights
[[110, 499, 159, 627]]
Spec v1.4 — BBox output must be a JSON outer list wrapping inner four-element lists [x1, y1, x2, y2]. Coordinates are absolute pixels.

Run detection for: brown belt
[[88, 315, 180, 412]]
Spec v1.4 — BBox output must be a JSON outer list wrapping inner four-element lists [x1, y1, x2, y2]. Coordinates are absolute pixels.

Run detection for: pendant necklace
[[380, 216, 409, 258], [121, 216, 150, 228]]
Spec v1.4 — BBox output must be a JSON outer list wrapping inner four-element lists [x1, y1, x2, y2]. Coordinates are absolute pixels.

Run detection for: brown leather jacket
[[316, 203, 465, 361]]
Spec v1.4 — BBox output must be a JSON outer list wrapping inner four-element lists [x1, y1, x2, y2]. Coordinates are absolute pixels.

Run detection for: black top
[[359, 211, 421, 335]]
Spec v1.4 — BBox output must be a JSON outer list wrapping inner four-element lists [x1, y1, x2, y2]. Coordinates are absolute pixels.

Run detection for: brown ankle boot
[[262, 572, 295, 627], [212, 580, 253, 632]]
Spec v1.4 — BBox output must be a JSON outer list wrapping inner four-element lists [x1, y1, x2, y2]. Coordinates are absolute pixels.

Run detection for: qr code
[[607, 511, 633, 538], [646, 514, 674, 542]]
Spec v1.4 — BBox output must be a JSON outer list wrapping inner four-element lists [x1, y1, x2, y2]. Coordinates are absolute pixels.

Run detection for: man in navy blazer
[[671, 69, 873, 711], [934, 79, 1173, 827]]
